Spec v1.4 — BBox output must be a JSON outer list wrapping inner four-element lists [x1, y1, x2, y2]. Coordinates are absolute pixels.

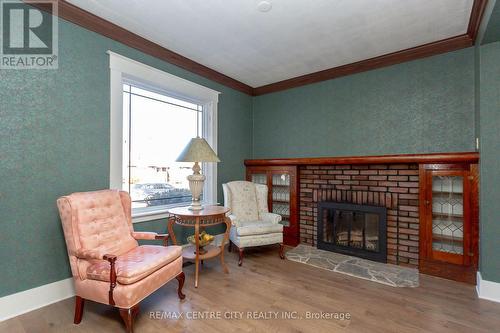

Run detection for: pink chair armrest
[[77, 252, 118, 305], [132, 232, 157, 240], [75, 249, 106, 260], [132, 232, 169, 246]]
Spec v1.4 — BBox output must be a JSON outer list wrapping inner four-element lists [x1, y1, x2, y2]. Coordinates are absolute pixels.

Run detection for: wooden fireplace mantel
[[244, 151, 479, 166]]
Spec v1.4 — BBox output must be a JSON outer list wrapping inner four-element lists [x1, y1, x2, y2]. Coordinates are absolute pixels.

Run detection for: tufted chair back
[[57, 190, 138, 279], [223, 181, 269, 222]]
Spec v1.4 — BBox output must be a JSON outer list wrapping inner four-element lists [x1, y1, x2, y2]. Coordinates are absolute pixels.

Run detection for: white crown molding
[[477, 272, 500, 303], [0, 278, 75, 322]]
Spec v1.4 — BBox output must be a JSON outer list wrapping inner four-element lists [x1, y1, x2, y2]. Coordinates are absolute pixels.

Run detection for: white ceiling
[[67, 0, 474, 87]]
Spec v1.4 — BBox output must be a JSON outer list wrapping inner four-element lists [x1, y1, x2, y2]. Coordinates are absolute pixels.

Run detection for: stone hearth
[[286, 245, 419, 287]]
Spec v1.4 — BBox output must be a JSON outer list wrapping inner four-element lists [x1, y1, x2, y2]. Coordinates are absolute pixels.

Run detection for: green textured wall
[[2, 3, 499, 300], [482, 0, 500, 44], [479, 41, 500, 282], [0, 15, 252, 297], [252, 48, 476, 158]]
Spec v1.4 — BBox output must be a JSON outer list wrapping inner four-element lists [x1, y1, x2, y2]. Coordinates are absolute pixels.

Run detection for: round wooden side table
[[167, 205, 231, 288]]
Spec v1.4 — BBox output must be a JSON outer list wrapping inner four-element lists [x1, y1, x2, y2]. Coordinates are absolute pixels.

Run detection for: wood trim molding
[[253, 0, 488, 95], [29, 0, 487, 96], [467, 0, 488, 42], [244, 152, 479, 166], [30, 0, 253, 95], [253, 34, 473, 95]]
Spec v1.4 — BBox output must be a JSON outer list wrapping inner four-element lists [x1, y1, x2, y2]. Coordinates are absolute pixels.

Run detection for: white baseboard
[[0, 278, 75, 322], [477, 272, 500, 303]]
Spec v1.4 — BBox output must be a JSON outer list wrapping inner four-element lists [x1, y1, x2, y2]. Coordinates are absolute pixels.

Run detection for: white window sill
[[132, 202, 187, 223], [131, 201, 222, 223]]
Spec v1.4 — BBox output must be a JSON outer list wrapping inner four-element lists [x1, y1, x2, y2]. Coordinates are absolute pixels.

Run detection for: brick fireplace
[[299, 164, 420, 267]]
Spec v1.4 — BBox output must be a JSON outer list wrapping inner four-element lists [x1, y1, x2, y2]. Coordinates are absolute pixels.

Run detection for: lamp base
[[187, 163, 205, 211], [188, 201, 203, 211]]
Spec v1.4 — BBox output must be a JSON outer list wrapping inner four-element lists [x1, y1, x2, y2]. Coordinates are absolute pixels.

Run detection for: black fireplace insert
[[317, 202, 387, 263]]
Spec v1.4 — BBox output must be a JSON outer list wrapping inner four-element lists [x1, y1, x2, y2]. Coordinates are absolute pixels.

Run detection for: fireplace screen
[[318, 202, 387, 263]]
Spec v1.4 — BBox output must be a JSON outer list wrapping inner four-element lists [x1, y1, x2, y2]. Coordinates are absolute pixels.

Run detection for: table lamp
[[176, 137, 220, 210]]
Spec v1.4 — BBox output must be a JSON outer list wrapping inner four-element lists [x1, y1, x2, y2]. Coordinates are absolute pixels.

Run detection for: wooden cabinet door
[[422, 167, 472, 266], [269, 167, 298, 246], [247, 166, 299, 246]]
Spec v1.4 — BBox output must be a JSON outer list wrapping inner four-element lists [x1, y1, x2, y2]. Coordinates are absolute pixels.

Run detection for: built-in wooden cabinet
[[419, 163, 479, 284], [246, 165, 299, 246], [244, 152, 480, 284]]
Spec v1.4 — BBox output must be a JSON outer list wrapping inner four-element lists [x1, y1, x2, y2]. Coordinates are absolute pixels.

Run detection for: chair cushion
[[230, 231, 283, 248], [235, 221, 283, 237], [226, 181, 259, 222], [87, 245, 182, 285]]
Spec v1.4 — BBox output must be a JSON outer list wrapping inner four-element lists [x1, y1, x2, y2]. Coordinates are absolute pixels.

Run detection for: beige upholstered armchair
[[223, 181, 284, 266], [57, 190, 185, 333]]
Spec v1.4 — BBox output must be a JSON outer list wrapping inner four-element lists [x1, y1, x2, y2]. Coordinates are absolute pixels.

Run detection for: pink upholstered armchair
[[57, 190, 185, 332]]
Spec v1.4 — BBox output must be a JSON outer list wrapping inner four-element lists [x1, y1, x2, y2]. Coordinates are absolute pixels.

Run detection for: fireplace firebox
[[317, 202, 387, 263]]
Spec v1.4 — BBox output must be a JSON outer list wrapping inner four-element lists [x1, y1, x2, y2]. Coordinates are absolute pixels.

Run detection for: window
[[122, 83, 203, 209], [108, 51, 219, 222]]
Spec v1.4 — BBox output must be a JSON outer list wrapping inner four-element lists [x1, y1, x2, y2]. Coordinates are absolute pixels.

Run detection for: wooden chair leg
[[119, 305, 138, 333], [74, 296, 84, 324], [238, 247, 244, 266], [176, 272, 186, 299], [279, 243, 285, 260], [228, 240, 232, 252]]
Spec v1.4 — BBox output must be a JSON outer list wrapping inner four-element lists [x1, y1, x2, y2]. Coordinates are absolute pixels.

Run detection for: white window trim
[[108, 51, 220, 223]]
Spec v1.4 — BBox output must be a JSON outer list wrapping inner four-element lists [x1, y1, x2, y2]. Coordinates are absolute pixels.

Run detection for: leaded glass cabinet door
[[271, 173, 291, 228], [246, 165, 299, 246], [250, 173, 267, 186], [425, 169, 471, 265], [268, 167, 299, 246]]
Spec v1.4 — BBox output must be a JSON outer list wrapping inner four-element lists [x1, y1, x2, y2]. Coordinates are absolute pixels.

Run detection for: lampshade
[[176, 137, 220, 163]]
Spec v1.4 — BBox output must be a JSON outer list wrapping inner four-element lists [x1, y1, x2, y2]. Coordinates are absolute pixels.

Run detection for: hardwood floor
[[2, 246, 500, 333]]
